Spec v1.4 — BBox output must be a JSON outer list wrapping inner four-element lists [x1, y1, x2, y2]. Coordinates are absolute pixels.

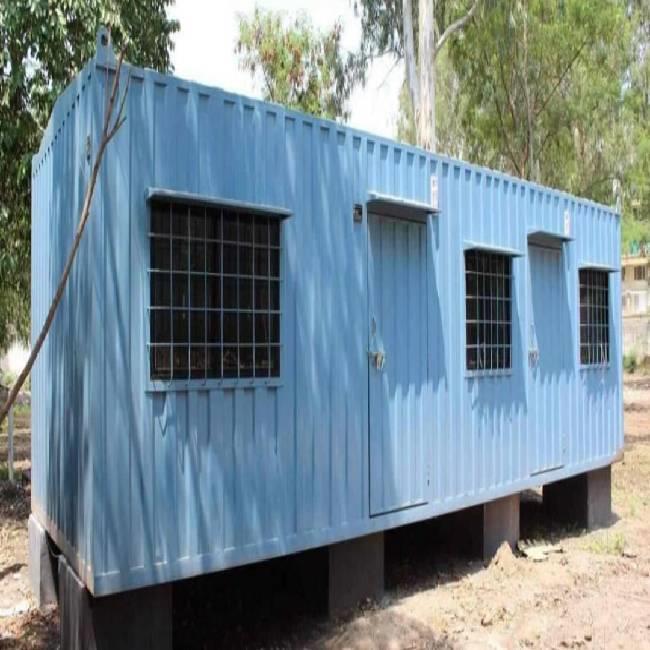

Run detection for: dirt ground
[[1, 380, 649, 649]]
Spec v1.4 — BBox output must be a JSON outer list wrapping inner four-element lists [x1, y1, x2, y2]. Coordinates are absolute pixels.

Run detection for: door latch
[[368, 350, 386, 371]]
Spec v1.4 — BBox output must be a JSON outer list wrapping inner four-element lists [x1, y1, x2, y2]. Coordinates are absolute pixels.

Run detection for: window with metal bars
[[579, 270, 609, 366], [148, 200, 281, 381], [465, 250, 512, 372]]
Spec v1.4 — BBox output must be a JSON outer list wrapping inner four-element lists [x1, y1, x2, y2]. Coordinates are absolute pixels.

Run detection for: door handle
[[368, 350, 386, 371]]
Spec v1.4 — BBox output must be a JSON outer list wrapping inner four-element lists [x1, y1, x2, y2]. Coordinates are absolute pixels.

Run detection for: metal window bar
[[579, 270, 609, 366], [148, 200, 281, 381], [169, 202, 173, 379], [465, 250, 512, 372]]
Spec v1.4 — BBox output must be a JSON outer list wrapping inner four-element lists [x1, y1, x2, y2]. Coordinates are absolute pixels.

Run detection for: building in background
[[622, 254, 650, 357]]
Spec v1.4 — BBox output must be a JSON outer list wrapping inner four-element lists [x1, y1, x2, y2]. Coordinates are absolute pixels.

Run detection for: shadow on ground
[[172, 542, 457, 648], [519, 488, 619, 542], [0, 482, 30, 523], [173, 546, 331, 648], [0, 481, 603, 649], [172, 495, 580, 648]]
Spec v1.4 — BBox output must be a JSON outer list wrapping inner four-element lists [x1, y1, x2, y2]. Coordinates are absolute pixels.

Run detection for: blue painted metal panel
[[31, 59, 97, 587], [527, 245, 571, 474], [30, 38, 623, 597], [368, 215, 430, 514]]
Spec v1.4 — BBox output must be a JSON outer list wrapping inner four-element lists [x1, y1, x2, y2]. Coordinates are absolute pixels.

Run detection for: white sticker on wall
[[430, 175, 438, 210], [564, 210, 571, 237]]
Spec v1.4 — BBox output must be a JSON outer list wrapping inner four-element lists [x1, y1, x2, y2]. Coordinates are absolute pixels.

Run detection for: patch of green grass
[[618, 493, 646, 519], [624, 352, 638, 374], [584, 531, 627, 556], [0, 464, 23, 482], [12, 403, 30, 417], [0, 403, 30, 433]]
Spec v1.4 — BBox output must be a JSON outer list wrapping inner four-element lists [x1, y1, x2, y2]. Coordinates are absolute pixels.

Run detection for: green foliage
[[0, 0, 179, 352], [236, 8, 355, 120], [394, 0, 649, 248], [584, 531, 627, 556], [621, 1, 650, 234], [355, 0, 481, 149], [354, 0, 478, 67], [622, 214, 650, 252], [396, 81, 415, 145], [449, 0, 628, 194], [624, 351, 638, 374], [0, 368, 16, 388]]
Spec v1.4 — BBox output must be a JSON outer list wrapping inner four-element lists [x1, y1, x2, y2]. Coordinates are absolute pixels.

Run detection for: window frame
[[464, 248, 515, 378], [145, 193, 288, 391], [578, 268, 611, 369]]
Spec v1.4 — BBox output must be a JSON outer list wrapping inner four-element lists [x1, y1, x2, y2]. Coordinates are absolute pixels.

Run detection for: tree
[[396, 46, 466, 158], [236, 8, 355, 120], [448, 0, 629, 194], [355, 0, 480, 150], [0, 1, 178, 352], [1, 48, 128, 425], [620, 0, 650, 242]]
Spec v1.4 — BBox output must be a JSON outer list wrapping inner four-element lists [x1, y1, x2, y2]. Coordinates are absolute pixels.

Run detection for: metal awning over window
[[367, 191, 437, 223], [527, 229, 573, 249], [463, 241, 523, 257], [146, 187, 292, 220], [579, 262, 618, 273]]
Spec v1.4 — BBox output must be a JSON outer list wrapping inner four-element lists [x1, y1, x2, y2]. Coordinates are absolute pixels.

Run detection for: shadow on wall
[[86, 85, 375, 581]]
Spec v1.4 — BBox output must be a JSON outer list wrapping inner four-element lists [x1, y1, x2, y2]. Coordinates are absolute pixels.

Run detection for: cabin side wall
[[91, 64, 622, 595], [31, 64, 98, 585]]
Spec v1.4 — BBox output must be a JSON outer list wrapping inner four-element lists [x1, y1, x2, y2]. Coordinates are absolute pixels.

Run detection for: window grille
[[634, 265, 647, 281], [465, 250, 512, 372], [148, 200, 281, 380], [579, 270, 609, 365]]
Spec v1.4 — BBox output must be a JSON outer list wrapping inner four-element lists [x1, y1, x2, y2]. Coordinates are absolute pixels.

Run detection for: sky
[[167, 0, 403, 138]]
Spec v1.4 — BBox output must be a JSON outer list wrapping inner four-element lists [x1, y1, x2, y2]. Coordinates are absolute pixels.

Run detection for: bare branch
[[109, 71, 131, 137], [377, 57, 401, 90], [534, 38, 588, 119], [0, 48, 129, 426], [478, 45, 522, 177], [497, 48, 518, 130], [434, 0, 480, 57]]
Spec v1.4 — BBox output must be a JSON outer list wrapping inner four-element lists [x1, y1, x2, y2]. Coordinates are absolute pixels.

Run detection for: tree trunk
[[418, 0, 436, 150], [402, 0, 420, 134], [403, 0, 479, 152]]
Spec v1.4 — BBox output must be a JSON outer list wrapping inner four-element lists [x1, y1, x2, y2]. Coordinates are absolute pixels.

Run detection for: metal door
[[527, 245, 570, 475], [368, 213, 429, 515]]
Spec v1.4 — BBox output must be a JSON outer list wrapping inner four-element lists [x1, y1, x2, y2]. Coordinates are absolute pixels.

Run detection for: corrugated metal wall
[[31, 62, 96, 584], [32, 52, 622, 597]]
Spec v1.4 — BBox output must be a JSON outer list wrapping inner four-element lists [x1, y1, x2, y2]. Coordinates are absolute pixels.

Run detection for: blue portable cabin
[[30, 30, 622, 603]]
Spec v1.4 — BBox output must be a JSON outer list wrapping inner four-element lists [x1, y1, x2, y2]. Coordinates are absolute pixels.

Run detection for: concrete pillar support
[[328, 532, 384, 617], [59, 555, 172, 650], [543, 465, 612, 530], [482, 493, 520, 561], [28, 514, 59, 609]]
